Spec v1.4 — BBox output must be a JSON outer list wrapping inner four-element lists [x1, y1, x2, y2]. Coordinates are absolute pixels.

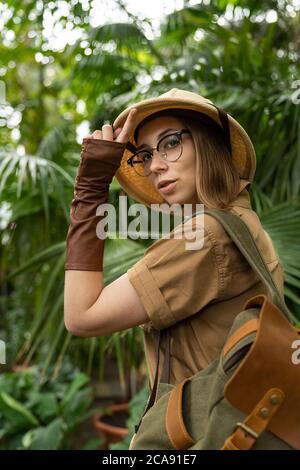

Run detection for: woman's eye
[[141, 152, 151, 162], [163, 136, 180, 150]]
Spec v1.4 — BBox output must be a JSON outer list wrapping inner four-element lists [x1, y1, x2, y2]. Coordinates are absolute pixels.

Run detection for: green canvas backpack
[[129, 209, 300, 450]]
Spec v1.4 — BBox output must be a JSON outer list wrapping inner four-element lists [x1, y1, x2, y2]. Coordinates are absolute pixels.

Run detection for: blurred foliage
[[0, 0, 299, 405], [0, 362, 103, 450]]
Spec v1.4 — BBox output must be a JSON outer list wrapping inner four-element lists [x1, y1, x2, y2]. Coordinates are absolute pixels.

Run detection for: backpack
[[129, 209, 300, 450]]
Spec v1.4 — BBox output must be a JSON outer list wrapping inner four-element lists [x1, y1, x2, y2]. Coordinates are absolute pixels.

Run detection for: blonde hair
[[180, 116, 241, 210]]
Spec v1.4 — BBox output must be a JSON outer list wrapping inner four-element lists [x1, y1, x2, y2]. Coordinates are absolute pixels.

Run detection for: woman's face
[[135, 116, 199, 207]]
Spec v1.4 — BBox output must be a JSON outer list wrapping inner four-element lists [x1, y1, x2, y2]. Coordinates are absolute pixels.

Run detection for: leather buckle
[[234, 422, 259, 439]]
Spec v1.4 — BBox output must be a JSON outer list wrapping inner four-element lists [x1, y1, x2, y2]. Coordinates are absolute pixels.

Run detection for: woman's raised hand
[[84, 108, 137, 144]]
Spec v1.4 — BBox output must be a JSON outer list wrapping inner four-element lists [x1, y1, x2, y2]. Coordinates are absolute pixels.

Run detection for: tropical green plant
[[0, 363, 103, 450]]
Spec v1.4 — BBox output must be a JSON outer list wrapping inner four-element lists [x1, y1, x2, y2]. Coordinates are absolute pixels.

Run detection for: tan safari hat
[[113, 88, 256, 208]]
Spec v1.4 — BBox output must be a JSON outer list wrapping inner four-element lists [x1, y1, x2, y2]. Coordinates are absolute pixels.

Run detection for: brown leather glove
[[64, 138, 126, 271]]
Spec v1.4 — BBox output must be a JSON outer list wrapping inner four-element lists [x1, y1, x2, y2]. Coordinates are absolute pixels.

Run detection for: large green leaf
[[0, 392, 39, 435], [22, 417, 65, 450]]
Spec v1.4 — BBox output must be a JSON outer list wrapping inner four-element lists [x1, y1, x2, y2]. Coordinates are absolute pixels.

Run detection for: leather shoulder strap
[[185, 209, 294, 323]]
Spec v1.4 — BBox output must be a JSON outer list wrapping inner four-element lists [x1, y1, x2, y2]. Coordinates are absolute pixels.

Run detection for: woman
[[64, 88, 284, 389]]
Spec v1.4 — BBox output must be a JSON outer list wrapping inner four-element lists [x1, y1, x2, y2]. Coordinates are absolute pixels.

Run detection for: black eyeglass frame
[[126, 129, 191, 170]]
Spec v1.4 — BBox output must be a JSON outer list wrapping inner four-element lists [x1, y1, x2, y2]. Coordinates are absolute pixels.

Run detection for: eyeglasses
[[127, 129, 191, 177]]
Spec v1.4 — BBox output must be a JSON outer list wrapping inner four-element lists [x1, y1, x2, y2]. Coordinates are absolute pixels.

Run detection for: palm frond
[[37, 120, 73, 162], [258, 199, 300, 316]]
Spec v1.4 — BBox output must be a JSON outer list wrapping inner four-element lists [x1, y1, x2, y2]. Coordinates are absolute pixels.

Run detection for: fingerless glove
[[64, 138, 126, 271]]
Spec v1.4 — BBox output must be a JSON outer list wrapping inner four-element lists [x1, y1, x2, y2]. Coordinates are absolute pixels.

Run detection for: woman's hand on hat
[[83, 108, 137, 144]]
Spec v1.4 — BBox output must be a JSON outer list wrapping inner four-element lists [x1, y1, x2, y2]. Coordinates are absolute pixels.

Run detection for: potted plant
[[0, 363, 99, 450], [93, 385, 149, 450], [93, 402, 129, 449]]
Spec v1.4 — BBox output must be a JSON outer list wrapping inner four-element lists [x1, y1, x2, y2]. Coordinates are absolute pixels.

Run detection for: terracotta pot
[[93, 402, 129, 449]]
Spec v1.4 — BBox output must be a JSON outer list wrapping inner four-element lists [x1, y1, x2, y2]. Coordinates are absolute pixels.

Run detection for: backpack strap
[[221, 387, 285, 450], [165, 377, 195, 449], [222, 318, 259, 358], [134, 328, 171, 433], [197, 209, 294, 323], [223, 316, 300, 361]]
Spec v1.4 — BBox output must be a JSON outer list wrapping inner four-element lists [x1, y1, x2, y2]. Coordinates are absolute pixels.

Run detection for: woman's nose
[[149, 150, 168, 173]]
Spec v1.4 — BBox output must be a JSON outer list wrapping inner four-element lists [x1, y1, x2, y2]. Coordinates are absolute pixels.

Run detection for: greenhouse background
[[0, 0, 299, 450]]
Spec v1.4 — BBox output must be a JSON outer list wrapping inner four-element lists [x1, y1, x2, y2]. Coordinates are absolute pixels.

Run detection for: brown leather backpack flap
[[224, 294, 300, 449]]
